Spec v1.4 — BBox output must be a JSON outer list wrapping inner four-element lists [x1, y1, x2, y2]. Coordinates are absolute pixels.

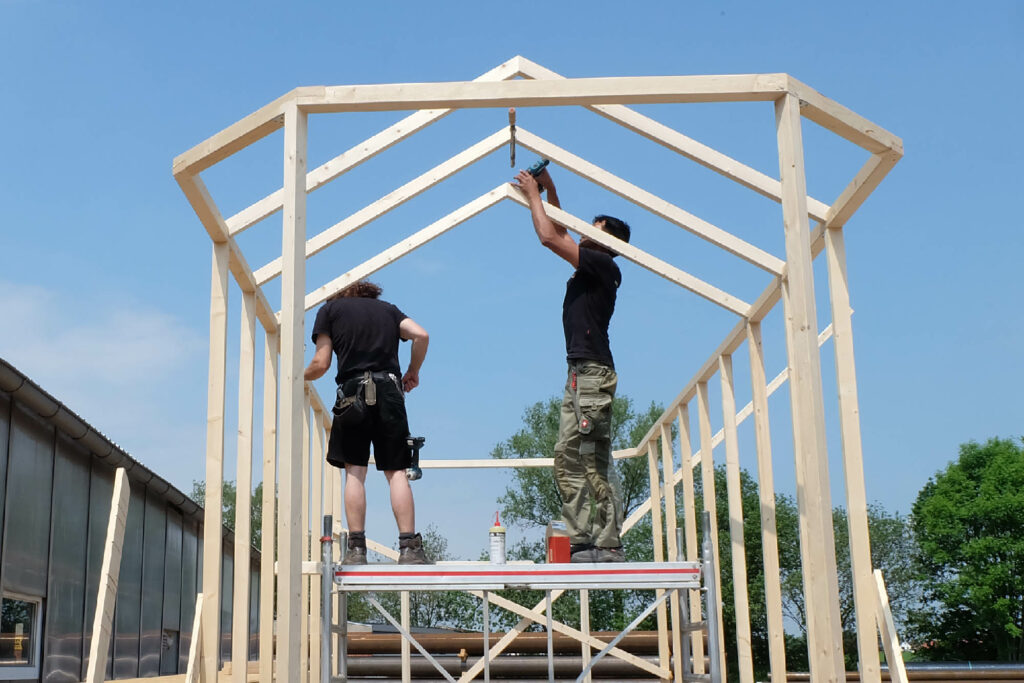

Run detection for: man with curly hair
[[512, 166, 631, 563], [304, 280, 430, 565]]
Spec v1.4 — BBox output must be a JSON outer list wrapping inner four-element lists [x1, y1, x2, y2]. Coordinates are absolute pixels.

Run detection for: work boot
[[343, 534, 367, 565], [398, 533, 429, 565], [594, 546, 626, 563], [569, 543, 597, 563]]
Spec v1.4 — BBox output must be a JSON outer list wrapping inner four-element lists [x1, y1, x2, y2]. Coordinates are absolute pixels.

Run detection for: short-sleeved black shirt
[[562, 246, 621, 366], [311, 297, 407, 384]]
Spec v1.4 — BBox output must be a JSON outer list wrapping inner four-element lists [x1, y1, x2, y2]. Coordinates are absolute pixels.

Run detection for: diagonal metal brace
[[364, 595, 458, 683], [574, 588, 674, 683]]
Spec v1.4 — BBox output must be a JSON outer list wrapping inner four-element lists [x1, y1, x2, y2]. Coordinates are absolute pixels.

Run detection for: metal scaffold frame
[[172, 55, 906, 683], [321, 514, 720, 683]]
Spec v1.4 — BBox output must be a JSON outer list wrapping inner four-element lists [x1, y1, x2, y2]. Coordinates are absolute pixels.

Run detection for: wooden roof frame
[[174, 55, 903, 683]]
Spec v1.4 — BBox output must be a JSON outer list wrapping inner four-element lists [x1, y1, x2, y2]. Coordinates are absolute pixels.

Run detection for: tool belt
[[334, 370, 403, 425]]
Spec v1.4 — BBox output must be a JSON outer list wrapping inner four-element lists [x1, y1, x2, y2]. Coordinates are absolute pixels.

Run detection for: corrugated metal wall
[[0, 391, 262, 682]]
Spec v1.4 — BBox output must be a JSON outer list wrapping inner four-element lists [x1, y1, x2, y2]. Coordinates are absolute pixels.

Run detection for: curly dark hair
[[330, 280, 382, 300]]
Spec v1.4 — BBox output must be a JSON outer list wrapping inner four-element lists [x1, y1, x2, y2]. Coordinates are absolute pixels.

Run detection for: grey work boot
[[569, 543, 597, 563], [594, 546, 626, 563], [398, 533, 429, 565]]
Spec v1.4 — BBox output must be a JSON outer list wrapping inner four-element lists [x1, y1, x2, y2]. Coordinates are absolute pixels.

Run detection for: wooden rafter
[[507, 189, 752, 315], [256, 129, 510, 286], [517, 128, 785, 274]]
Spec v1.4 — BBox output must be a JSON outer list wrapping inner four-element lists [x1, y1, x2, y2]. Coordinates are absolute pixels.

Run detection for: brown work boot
[[398, 533, 429, 565], [343, 533, 367, 565]]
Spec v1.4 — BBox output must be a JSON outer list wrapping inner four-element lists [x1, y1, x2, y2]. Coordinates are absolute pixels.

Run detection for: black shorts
[[327, 374, 411, 471]]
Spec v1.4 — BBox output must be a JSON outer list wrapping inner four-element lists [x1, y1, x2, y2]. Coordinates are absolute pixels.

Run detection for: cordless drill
[[406, 436, 425, 481], [528, 158, 550, 191]]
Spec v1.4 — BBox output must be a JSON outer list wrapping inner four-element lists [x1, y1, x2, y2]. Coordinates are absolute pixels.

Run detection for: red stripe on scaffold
[[336, 568, 700, 579]]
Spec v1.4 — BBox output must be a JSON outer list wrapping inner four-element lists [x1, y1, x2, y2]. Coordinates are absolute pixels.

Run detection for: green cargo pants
[[553, 360, 623, 548]]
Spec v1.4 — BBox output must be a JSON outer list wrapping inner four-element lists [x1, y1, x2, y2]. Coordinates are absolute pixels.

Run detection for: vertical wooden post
[[826, 225, 882, 683], [259, 330, 278, 683], [645, 441, 670, 676], [659, 423, 684, 683], [746, 321, 787, 683], [696, 381, 725, 676], [301, 394, 311, 683], [233, 291, 256, 683], [202, 242, 230, 683], [309, 405, 325, 683], [84, 467, 130, 683], [277, 100, 308, 683], [328, 420, 341, 666], [676, 405, 704, 675], [775, 91, 845, 680], [322, 411, 333, 533], [719, 354, 754, 683]]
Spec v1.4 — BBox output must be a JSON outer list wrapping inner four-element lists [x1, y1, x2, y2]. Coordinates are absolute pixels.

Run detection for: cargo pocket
[[576, 375, 612, 449]]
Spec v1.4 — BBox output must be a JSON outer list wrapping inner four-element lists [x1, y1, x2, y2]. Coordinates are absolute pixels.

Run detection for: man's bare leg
[[344, 465, 368, 532], [383, 469, 415, 534]]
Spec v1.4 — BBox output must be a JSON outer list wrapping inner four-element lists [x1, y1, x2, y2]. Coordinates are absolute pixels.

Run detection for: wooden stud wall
[[173, 57, 903, 682]]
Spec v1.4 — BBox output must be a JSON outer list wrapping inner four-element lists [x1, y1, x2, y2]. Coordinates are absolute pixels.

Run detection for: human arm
[[511, 169, 579, 268], [399, 317, 429, 392], [303, 335, 333, 381], [534, 167, 560, 209]]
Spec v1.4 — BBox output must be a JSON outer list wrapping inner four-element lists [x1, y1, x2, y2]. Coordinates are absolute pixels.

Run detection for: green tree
[[190, 479, 267, 550], [696, 464, 805, 678], [908, 437, 1024, 661], [777, 500, 919, 670], [697, 465, 920, 676]]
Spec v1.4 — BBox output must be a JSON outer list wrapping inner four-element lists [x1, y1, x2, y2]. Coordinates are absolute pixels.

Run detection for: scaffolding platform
[[333, 560, 703, 592]]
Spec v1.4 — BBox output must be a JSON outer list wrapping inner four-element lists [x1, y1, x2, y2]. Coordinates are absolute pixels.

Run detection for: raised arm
[[534, 167, 560, 209], [512, 169, 579, 268], [399, 317, 429, 392], [304, 335, 333, 381]]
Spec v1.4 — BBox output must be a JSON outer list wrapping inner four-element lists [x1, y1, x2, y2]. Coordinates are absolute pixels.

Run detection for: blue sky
[[1, 1, 1021, 560]]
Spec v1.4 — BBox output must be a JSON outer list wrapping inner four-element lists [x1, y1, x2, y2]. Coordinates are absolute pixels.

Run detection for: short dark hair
[[594, 215, 631, 244]]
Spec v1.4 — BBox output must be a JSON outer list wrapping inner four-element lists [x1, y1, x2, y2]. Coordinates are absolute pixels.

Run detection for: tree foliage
[[492, 395, 664, 530], [908, 437, 1024, 661], [695, 466, 920, 675], [190, 479, 267, 550]]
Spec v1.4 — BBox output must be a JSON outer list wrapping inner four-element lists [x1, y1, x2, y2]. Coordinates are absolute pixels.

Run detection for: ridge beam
[[295, 74, 790, 113]]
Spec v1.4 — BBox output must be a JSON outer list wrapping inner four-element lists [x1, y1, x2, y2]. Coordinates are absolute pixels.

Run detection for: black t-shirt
[[311, 297, 407, 384], [562, 246, 621, 366]]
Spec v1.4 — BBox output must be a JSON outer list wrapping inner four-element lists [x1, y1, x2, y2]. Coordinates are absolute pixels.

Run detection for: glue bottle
[[489, 511, 506, 564]]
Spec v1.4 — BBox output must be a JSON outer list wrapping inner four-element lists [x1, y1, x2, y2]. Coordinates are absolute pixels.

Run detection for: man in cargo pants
[[513, 166, 631, 563]]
